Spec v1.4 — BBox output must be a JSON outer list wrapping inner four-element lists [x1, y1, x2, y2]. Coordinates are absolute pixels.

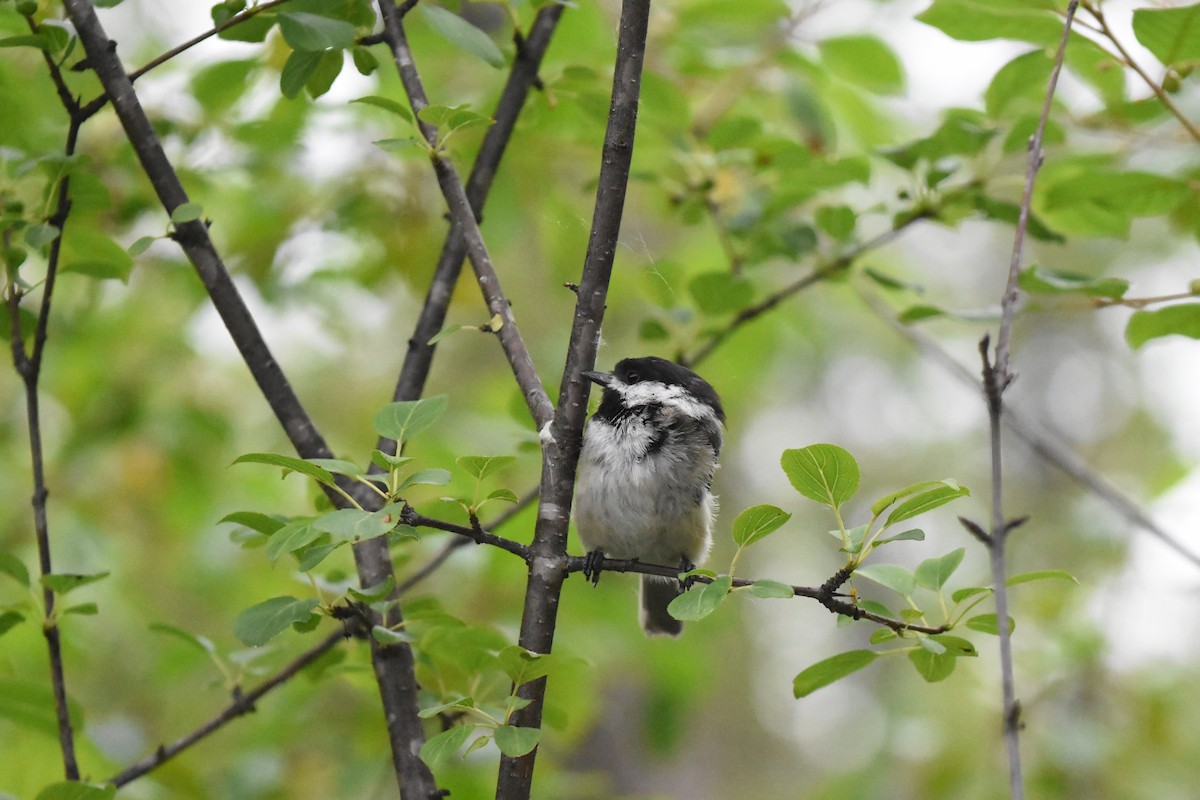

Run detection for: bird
[[574, 356, 725, 636]]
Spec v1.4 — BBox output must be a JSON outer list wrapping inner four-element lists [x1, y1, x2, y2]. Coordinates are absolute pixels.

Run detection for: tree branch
[[981, 5, 1077, 798], [59, 3, 435, 794], [108, 627, 350, 787], [679, 207, 936, 369], [566, 556, 948, 635], [496, 1, 652, 795], [385, 4, 563, 412], [376, 1, 554, 431]]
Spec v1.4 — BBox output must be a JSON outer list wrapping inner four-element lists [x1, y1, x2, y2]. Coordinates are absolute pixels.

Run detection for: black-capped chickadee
[[575, 356, 725, 636]]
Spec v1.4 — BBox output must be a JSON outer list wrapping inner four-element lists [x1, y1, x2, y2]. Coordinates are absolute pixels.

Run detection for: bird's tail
[[640, 575, 684, 636]]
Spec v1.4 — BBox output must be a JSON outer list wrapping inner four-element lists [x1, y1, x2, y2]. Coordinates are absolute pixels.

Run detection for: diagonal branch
[[377, 1, 554, 431], [59, 3, 435, 795], [386, 4, 564, 409]]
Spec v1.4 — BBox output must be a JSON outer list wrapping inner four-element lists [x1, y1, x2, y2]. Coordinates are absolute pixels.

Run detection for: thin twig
[[567, 556, 948, 635], [984, 5, 1078, 798], [78, 0, 299, 121], [376, 1, 554, 431], [405, 509, 531, 560], [384, 4, 563, 417], [60, 3, 433, 793], [108, 628, 350, 787], [1080, 2, 1200, 144], [6, 111, 81, 779], [860, 289, 1200, 568], [680, 209, 935, 369]]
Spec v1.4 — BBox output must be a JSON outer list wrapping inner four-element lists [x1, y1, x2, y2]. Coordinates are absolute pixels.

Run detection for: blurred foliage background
[[3, 0, 1200, 797]]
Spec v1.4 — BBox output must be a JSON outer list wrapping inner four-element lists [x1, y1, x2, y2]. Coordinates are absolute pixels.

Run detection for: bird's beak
[[582, 370, 614, 387]]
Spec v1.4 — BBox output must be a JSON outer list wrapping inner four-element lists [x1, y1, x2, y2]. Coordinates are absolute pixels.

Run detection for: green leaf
[[0, 677, 84, 737], [874, 528, 925, 547], [932, 634, 977, 657], [63, 603, 98, 616], [485, 488, 519, 504], [747, 579, 795, 599], [916, 0, 1064, 46], [815, 205, 856, 240], [419, 724, 475, 769], [667, 575, 733, 622], [220, 511, 286, 537], [278, 11, 356, 52], [371, 625, 412, 645], [908, 646, 958, 682], [280, 49, 322, 98], [306, 458, 363, 477], [41, 572, 110, 595], [886, 482, 970, 525], [1040, 171, 1190, 238], [793, 650, 879, 697], [688, 271, 754, 315], [418, 697, 477, 719], [373, 395, 449, 444], [127, 235, 157, 256], [418, 104, 494, 134], [24, 222, 60, 249], [854, 564, 916, 597], [818, 35, 904, 95], [732, 505, 792, 548], [967, 613, 1015, 635], [191, 58, 258, 114], [0, 554, 30, 588], [148, 622, 217, 654], [296, 540, 343, 572], [1007, 569, 1079, 587], [397, 468, 452, 491], [0, 610, 26, 637], [232, 453, 336, 487], [170, 202, 204, 224], [951, 586, 991, 603], [457, 455, 516, 481], [985, 49, 1052, 117], [351, 94, 414, 123], [871, 480, 949, 516], [60, 229, 134, 281], [1133, 4, 1200, 68], [898, 304, 945, 324], [780, 444, 859, 509], [493, 725, 541, 757], [312, 504, 405, 543], [839, 523, 869, 554], [264, 518, 321, 560], [34, 782, 116, 800], [918, 636, 946, 654], [1018, 265, 1129, 299], [499, 645, 555, 685], [215, 6, 276, 43], [304, 49, 343, 99], [914, 548, 966, 591], [1126, 305, 1200, 349], [233, 596, 320, 646], [371, 450, 414, 471], [0, 34, 52, 51], [348, 577, 396, 603], [419, 4, 504, 68]]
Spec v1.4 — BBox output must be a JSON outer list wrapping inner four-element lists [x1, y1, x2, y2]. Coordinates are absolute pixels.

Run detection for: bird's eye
[[626, 372, 639, 383]]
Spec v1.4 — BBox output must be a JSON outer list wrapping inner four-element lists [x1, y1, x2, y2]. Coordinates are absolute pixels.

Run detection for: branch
[[566, 556, 948, 635], [497, 1, 652, 795], [5, 105, 82, 778], [860, 289, 1200, 568], [376, 1, 554, 431], [108, 627, 350, 787], [59, 3, 433, 793], [982, 5, 1077, 798], [1080, 2, 1200, 144], [77, 0, 300, 121], [386, 4, 564, 410], [679, 207, 936, 369], [404, 508, 531, 561]]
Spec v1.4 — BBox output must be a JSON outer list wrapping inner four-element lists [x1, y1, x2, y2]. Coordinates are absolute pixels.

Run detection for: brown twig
[[108, 627, 350, 787], [981, 4, 1078, 798], [376, 1, 555, 431]]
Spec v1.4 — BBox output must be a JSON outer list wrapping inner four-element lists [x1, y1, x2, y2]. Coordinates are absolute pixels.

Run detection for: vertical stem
[[7, 118, 81, 779], [495, 1, 651, 797], [985, 4, 1077, 799]]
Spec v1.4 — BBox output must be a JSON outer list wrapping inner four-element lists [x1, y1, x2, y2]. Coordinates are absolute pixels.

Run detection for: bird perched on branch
[[575, 356, 725, 636]]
